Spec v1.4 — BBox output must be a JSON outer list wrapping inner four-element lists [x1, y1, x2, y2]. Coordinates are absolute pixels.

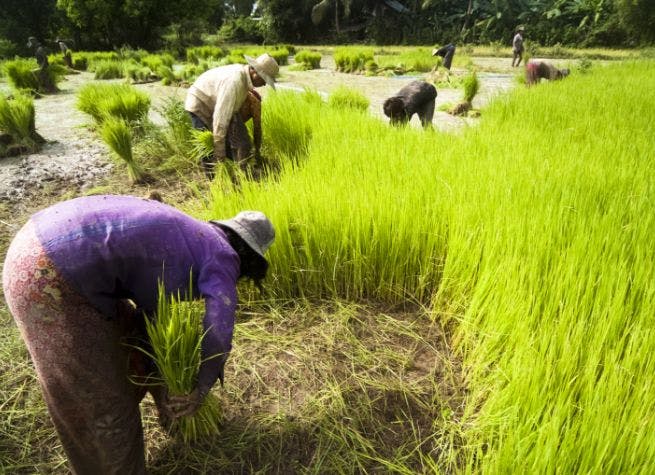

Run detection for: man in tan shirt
[[185, 53, 279, 177]]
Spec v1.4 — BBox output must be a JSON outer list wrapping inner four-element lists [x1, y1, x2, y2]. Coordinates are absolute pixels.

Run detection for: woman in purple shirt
[[2, 194, 275, 474]]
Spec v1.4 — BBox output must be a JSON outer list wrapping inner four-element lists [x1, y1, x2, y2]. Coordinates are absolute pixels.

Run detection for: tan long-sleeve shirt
[[184, 64, 254, 160]]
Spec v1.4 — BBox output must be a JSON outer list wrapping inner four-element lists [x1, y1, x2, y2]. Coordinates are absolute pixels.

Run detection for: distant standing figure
[[56, 38, 73, 69], [525, 61, 570, 86], [27, 36, 56, 93], [512, 27, 525, 67], [383, 80, 437, 128], [432, 43, 456, 70], [27, 36, 48, 71]]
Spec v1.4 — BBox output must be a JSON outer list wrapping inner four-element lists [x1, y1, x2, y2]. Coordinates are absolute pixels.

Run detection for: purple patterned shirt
[[31, 194, 240, 394]]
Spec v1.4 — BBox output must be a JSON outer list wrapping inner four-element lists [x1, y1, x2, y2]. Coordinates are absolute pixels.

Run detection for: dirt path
[[0, 56, 517, 205], [0, 72, 112, 205]]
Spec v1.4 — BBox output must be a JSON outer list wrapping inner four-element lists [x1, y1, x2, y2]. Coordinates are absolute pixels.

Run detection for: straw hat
[[212, 211, 275, 258], [244, 53, 279, 89]]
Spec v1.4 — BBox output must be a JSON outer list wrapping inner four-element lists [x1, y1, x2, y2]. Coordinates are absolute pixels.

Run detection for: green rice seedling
[[259, 90, 315, 164], [194, 61, 655, 474], [189, 129, 214, 164], [293, 50, 322, 70], [186, 45, 226, 64], [236, 46, 289, 66], [327, 86, 370, 112], [77, 83, 151, 125], [3, 58, 40, 91], [140, 53, 175, 71], [93, 60, 125, 79], [462, 71, 479, 103], [124, 61, 154, 83], [72, 55, 88, 70], [334, 47, 374, 73], [157, 65, 177, 85], [143, 281, 221, 443], [0, 93, 35, 145], [268, 47, 289, 66], [100, 116, 144, 183], [375, 48, 438, 74]]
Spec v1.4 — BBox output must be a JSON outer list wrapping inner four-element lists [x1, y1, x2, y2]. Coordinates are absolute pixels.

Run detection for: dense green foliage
[[1, 0, 652, 55]]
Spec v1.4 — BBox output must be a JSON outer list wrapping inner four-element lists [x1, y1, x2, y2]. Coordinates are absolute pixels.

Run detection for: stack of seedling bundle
[[0, 93, 43, 157], [144, 282, 221, 443], [77, 82, 151, 182]]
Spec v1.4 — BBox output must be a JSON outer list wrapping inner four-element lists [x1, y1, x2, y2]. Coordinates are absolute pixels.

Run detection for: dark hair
[[221, 227, 269, 292]]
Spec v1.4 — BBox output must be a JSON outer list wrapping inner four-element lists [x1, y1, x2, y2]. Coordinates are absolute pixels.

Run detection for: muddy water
[[0, 56, 517, 204], [279, 55, 517, 132]]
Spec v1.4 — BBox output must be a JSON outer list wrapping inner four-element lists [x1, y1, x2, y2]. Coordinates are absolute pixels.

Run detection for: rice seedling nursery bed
[[1, 47, 654, 473]]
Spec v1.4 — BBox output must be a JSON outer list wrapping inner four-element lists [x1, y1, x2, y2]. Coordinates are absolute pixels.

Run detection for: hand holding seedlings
[[165, 388, 203, 419]]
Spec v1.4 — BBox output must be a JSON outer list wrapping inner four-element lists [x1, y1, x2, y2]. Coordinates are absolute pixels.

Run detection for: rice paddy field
[[1, 47, 655, 473]]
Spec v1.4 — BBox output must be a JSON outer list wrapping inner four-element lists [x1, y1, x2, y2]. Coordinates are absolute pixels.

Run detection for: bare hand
[[164, 388, 203, 419]]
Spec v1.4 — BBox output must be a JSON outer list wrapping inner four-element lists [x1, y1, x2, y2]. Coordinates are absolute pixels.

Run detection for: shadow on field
[[145, 304, 468, 474]]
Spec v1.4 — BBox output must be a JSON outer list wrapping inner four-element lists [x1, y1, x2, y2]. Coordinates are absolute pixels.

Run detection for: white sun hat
[[244, 53, 280, 89]]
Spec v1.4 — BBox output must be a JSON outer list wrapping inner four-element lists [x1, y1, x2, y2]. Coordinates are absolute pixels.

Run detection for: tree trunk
[[335, 0, 340, 35], [461, 0, 473, 34]]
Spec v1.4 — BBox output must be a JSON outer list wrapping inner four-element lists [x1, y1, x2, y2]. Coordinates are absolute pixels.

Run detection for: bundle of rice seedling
[[189, 129, 214, 163], [100, 116, 144, 183], [0, 93, 35, 144], [78, 83, 151, 125], [293, 50, 322, 70], [144, 282, 222, 443], [328, 86, 370, 112], [3, 58, 40, 91], [462, 70, 480, 104]]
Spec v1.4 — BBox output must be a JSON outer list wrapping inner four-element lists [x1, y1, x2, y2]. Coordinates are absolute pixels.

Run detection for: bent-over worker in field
[[383, 80, 437, 129], [432, 43, 456, 70], [2, 194, 275, 474], [525, 60, 570, 86], [184, 53, 279, 178]]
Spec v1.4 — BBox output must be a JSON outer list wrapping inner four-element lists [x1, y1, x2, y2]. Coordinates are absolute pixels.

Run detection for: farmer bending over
[[526, 61, 570, 86], [185, 53, 279, 178], [3, 194, 275, 474], [383, 80, 437, 129], [432, 43, 456, 70]]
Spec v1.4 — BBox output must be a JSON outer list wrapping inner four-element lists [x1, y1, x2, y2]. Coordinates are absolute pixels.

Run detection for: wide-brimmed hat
[[212, 211, 275, 258], [244, 53, 279, 89], [27, 37, 39, 48]]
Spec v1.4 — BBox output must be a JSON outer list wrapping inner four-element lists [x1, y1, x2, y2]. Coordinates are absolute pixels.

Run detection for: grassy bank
[[199, 60, 655, 471]]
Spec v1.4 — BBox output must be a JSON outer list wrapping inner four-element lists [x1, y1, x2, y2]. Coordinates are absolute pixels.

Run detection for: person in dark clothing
[[27, 36, 56, 92], [56, 38, 74, 69], [383, 80, 437, 129], [432, 43, 456, 70], [3, 195, 276, 474]]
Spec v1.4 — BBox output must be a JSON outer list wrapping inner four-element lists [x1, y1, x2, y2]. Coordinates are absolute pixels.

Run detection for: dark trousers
[[188, 111, 253, 178]]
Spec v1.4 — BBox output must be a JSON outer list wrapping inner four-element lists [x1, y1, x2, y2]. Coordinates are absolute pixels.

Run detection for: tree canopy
[[0, 0, 651, 57]]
